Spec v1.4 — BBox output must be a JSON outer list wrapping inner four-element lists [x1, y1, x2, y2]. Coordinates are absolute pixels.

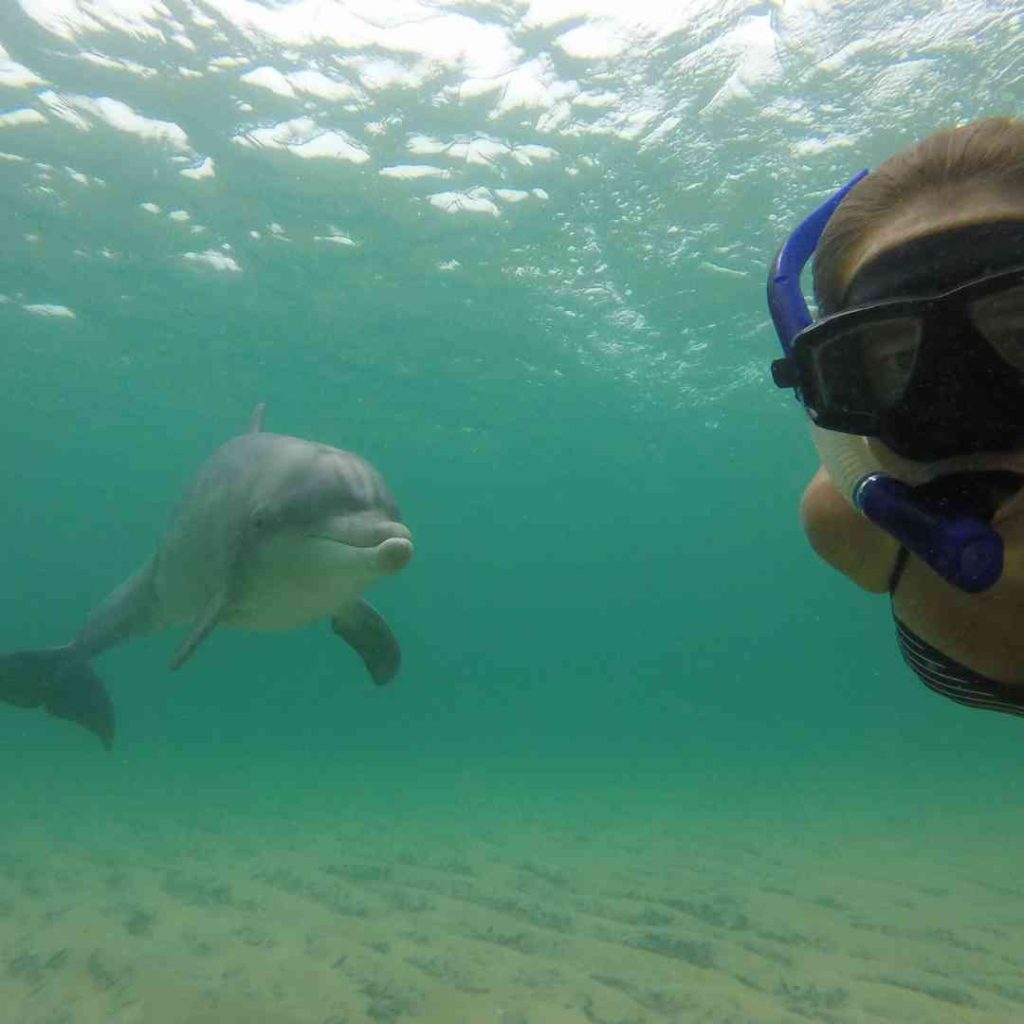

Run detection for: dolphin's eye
[[251, 509, 268, 531]]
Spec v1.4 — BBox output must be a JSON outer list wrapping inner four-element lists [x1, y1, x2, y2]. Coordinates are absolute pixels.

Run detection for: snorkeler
[[769, 117, 1024, 715]]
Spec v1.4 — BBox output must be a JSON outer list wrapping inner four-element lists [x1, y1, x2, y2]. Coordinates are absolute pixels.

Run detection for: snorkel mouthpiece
[[854, 474, 1003, 593], [769, 171, 1005, 594]]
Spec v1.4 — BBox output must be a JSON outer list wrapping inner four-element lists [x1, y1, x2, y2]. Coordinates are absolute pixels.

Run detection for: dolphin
[[0, 405, 413, 749]]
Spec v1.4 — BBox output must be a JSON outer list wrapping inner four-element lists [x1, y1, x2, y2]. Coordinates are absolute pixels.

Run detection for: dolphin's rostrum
[[0, 405, 414, 748]]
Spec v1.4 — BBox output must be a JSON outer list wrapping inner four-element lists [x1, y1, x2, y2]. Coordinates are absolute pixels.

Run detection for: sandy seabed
[[2, 779, 1023, 1024]]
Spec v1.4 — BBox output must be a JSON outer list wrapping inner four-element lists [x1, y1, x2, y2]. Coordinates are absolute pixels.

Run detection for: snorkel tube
[[768, 173, 1004, 594]]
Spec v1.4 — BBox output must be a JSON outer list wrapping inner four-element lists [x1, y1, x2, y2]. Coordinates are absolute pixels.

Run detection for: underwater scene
[[2, 1, 1024, 1021]]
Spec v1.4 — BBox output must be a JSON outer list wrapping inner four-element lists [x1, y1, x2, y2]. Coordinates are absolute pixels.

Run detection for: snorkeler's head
[[814, 117, 1024, 316], [808, 118, 1024, 461]]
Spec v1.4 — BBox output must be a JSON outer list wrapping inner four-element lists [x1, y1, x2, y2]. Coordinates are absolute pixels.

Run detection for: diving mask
[[773, 221, 1024, 461]]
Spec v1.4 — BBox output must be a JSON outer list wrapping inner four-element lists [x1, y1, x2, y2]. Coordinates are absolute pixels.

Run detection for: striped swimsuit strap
[[894, 618, 1024, 717], [889, 545, 1024, 716]]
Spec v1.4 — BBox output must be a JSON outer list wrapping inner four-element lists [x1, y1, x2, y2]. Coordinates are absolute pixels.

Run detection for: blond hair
[[812, 117, 1024, 314]]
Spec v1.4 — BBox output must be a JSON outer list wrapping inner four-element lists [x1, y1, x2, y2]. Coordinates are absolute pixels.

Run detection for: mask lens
[[859, 317, 922, 406], [810, 316, 921, 415], [971, 283, 1024, 371]]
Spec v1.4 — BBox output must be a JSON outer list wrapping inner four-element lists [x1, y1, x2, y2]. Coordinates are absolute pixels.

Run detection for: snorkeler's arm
[[800, 465, 900, 594]]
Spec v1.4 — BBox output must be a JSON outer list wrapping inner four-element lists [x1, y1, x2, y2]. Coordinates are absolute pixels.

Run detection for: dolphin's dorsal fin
[[248, 403, 266, 433]]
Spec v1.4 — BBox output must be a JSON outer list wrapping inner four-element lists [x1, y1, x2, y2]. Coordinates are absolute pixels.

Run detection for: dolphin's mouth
[[311, 517, 411, 547], [308, 519, 414, 574]]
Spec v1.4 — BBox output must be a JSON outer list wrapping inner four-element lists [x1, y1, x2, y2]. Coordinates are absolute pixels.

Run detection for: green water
[[3, 2, 1024, 1022]]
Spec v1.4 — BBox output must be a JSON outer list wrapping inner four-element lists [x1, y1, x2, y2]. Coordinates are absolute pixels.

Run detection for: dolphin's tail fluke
[[0, 647, 115, 750]]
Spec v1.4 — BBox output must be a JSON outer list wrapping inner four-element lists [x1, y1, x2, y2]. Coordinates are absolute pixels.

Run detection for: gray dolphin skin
[[0, 405, 414, 749]]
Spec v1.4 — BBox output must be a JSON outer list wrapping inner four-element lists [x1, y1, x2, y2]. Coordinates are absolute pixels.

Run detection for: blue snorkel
[[768, 172, 1004, 594]]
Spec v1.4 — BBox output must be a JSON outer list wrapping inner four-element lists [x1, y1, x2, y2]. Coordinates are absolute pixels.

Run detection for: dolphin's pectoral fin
[[170, 592, 226, 671], [331, 600, 401, 685], [248, 403, 266, 433]]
